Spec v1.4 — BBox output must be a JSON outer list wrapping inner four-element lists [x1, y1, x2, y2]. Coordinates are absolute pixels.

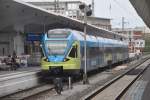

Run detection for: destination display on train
[[47, 30, 70, 38]]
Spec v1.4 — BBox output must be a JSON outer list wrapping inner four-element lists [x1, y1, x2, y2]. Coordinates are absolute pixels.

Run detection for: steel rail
[[19, 85, 54, 100], [1, 84, 54, 100], [83, 57, 150, 100], [115, 64, 149, 100]]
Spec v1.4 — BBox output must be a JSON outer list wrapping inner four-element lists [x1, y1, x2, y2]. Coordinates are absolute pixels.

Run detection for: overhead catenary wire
[[109, 0, 145, 28]]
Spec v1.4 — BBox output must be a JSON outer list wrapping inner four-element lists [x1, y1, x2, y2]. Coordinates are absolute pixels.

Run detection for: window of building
[[68, 4, 78, 10]]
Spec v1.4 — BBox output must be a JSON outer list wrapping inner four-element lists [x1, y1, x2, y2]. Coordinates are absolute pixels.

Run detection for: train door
[[68, 41, 81, 70], [104, 47, 113, 65]]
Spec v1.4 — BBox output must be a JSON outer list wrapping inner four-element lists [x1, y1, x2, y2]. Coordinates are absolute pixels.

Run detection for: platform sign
[[26, 33, 42, 41]]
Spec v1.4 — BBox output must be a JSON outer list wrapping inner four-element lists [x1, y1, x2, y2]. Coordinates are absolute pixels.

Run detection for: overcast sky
[[94, 0, 146, 28], [22, 0, 146, 28]]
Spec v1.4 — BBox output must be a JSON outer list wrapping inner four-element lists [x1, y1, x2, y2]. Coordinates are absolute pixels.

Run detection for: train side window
[[69, 45, 77, 58]]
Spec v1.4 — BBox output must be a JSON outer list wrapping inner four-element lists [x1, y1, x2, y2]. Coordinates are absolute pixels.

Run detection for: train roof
[[48, 28, 125, 40], [47, 29, 128, 46]]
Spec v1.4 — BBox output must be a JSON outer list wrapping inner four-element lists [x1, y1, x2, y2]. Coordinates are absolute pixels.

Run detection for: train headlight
[[44, 58, 49, 62], [63, 58, 70, 62]]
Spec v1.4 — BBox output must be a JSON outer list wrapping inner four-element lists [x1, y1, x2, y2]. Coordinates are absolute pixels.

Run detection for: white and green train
[[40, 29, 128, 75]]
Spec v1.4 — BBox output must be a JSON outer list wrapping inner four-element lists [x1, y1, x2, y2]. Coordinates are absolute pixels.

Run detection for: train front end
[[41, 29, 81, 75]]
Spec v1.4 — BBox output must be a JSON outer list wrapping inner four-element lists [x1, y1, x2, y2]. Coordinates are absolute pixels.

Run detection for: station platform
[[0, 66, 42, 97], [0, 66, 41, 77], [122, 64, 150, 100]]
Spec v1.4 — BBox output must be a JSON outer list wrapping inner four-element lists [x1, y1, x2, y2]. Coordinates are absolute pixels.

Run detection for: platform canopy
[[0, 0, 123, 39], [130, 0, 150, 28]]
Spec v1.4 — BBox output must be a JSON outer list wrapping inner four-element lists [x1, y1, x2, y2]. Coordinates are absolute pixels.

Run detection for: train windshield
[[45, 40, 67, 56]]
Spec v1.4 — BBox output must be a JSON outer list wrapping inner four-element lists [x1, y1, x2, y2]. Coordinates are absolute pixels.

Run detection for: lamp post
[[83, 7, 88, 84], [79, 3, 92, 84]]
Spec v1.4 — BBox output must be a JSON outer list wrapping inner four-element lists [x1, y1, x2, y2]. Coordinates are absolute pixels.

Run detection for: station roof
[[0, 0, 123, 40], [129, 0, 150, 28]]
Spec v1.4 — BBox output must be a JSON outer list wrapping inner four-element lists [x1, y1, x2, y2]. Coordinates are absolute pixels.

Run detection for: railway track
[[1, 84, 54, 100], [83, 58, 150, 100]]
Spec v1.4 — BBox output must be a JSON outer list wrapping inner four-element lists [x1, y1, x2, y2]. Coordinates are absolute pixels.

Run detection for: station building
[[112, 27, 146, 54], [27, 0, 111, 31], [86, 17, 111, 31], [27, 0, 83, 19]]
